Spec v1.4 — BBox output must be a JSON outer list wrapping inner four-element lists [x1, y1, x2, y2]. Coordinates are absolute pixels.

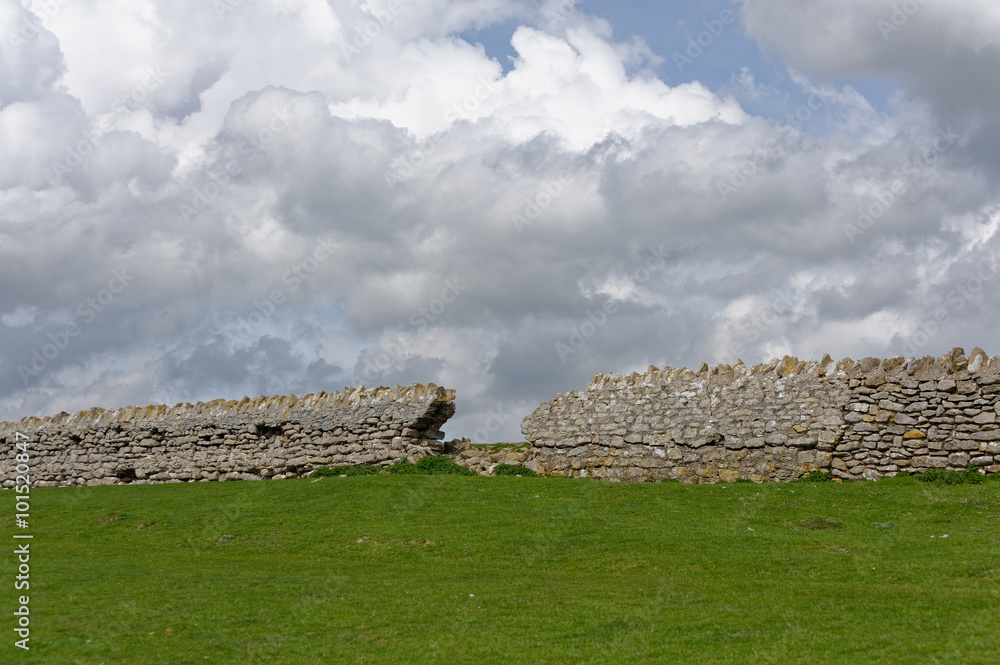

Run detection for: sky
[[2, 0, 999, 443]]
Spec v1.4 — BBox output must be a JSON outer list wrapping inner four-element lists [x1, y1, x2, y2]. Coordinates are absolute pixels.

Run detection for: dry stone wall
[[0, 384, 455, 487], [6, 348, 1000, 487], [520, 348, 1000, 483]]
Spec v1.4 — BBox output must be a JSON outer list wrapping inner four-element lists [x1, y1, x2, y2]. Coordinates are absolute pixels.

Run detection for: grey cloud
[[1, 1, 999, 444], [741, 0, 1000, 177], [0, 0, 66, 106], [159, 335, 346, 402]]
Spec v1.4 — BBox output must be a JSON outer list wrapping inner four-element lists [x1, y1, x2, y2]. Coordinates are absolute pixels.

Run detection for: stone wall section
[[5, 348, 1000, 487], [835, 349, 1000, 479], [0, 384, 455, 487], [520, 348, 1000, 483]]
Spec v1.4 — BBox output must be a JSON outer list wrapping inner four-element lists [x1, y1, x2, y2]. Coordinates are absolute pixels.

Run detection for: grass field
[[3, 472, 999, 664]]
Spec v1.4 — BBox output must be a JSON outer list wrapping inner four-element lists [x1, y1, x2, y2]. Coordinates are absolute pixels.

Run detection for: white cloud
[[1, 0, 999, 443]]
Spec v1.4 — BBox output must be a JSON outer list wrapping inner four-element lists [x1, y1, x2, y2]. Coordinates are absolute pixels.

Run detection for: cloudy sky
[[2, 0, 999, 442]]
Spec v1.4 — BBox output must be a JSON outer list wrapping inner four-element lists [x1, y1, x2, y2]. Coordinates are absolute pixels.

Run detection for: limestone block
[[914, 456, 948, 469], [957, 381, 978, 395], [948, 453, 970, 467]]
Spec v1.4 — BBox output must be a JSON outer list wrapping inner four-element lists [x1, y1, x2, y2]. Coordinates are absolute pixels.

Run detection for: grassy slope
[[3, 474, 999, 664]]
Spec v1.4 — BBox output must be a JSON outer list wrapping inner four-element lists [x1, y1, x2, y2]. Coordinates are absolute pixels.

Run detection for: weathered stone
[[0, 384, 456, 486], [948, 453, 970, 467], [9, 349, 1000, 486], [913, 456, 948, 469], [957, 381, 978, 395], [524, 460, 545, 474], [862, 468, 883, 481]]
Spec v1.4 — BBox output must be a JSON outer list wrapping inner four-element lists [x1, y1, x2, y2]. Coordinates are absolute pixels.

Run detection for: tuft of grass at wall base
[[4, 473, 1000, 664], [309, 464, 383, 477], [310, 456, 477, 478], [492, 463, 538, 477]]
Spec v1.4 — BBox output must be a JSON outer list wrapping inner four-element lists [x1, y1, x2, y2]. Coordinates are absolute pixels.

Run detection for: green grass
[[470, 441, 532, 453], [386, 456, 477, 476], [311, 456, 478, 478], [915, 466, 986, 485], [310, 464, 383, 477], [493, 463, 538, 477], [4, 473, 1000, 663]]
